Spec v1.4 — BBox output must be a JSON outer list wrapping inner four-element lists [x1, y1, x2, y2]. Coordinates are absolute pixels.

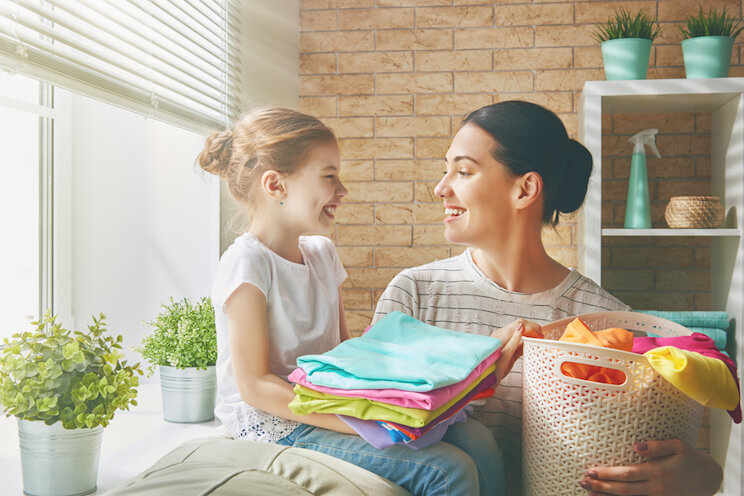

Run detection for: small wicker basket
[[664, 195, 724, 228]]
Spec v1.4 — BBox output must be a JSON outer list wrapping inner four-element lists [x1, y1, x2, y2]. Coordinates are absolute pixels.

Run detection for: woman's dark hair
[[462, 101, 592, 225]]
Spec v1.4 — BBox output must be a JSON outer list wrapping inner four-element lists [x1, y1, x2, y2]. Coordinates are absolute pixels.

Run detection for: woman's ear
[[260, 170, 286, 201], [515, 171, 543, 210]]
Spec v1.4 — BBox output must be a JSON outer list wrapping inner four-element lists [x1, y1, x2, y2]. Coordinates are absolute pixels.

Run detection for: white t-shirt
[[373, 249, 630, 495], [212, 233, 347, 443]]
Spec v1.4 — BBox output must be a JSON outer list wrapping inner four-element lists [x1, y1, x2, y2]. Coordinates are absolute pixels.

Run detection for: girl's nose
[[337, 180, 348, 198]]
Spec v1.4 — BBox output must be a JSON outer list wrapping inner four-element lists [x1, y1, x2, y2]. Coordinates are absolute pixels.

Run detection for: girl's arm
[[226, 283, 355, 434], [338, 288, 352, 342]]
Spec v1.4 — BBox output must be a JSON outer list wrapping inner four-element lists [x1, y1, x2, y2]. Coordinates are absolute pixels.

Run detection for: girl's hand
[[579, 439, 722, 495], [490, 319, 543, 382]]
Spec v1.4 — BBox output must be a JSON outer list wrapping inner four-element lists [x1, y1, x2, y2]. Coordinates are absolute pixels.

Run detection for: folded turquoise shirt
[[297, 311, 502, 392]]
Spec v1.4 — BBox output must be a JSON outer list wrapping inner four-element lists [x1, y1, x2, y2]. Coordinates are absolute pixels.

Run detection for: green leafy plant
[[137, 297, 216, 372], [0, 311, 142, 429], [593, 8, 662, 43], [680, 6, 744, 40]]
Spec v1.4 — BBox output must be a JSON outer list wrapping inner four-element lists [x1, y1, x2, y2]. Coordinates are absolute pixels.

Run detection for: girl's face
[[434, 123, 520, 246], [283, 140, 347, 234]]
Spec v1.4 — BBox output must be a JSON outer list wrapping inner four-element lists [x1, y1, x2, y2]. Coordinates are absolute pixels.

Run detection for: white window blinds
[[0, 0, 241, 133]]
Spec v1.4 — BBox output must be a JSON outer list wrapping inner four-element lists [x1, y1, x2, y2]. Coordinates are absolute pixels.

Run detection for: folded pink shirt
[[288, 348, 501, 411]]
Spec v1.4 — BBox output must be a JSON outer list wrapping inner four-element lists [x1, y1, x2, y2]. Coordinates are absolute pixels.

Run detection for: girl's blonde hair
[[198, 107, 336, 211]]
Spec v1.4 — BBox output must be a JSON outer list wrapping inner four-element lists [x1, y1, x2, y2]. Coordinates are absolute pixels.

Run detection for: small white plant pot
[[18, 419, 103, 496], [159, 365, 216, 423]]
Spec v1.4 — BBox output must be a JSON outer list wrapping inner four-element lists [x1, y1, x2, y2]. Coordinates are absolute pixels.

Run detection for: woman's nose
[[434, 175, 449, 198], [337, 180, 348, 198]]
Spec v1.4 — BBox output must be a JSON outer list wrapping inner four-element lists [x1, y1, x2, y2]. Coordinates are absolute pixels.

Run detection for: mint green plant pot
[[682, 36, 734, 79], [601, 38, 653, 80]]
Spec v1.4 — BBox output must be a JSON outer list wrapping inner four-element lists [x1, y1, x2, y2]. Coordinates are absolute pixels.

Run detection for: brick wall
[[297, 0, 743, 333]]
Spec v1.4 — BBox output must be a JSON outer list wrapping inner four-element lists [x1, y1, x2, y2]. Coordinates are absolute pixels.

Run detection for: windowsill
[[0, 382, 222, 495]]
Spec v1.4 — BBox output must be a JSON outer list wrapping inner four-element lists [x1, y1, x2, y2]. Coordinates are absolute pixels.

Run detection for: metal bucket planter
[[159, 365, 216, 423], [18, 419, 103, 496], [600, 38, 652, 80], [682, 36, 734, 78]]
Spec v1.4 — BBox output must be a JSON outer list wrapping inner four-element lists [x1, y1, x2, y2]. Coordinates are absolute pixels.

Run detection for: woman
[[373, 101, 723, 496]]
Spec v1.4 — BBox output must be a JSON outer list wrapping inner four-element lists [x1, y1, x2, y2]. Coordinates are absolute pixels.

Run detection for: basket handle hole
[[560, 362, 627, 385]]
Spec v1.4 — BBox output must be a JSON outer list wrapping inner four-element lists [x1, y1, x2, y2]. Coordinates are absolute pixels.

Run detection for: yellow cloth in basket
[[644, 346, 739, 410]]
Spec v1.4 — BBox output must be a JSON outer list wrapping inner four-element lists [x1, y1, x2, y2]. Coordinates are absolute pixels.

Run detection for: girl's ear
[[260, 170, 286, 201], [515, 171, 543, 210]]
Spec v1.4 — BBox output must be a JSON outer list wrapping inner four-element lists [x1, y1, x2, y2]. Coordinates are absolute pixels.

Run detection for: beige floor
[[0, 382, 222, 495]]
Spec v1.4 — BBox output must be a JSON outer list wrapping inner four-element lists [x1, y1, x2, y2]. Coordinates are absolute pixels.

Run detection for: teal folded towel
[[297, 311, 501, 392], [638, 310, 730, 351], [638, 310, 729, 331]]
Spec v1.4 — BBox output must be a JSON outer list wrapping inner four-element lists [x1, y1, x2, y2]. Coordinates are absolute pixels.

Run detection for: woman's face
[[434, 123, 520, 246]]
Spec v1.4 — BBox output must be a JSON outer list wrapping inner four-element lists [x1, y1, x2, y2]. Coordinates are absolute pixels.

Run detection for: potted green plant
[[137, 296, 217, 423], [593, 8, 662, 80], [680, 6, 743, 79], [0, 311, 141, 496]]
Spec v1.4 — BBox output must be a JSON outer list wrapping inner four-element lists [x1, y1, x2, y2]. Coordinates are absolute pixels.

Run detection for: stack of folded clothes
[[287, 311, 502, 450]]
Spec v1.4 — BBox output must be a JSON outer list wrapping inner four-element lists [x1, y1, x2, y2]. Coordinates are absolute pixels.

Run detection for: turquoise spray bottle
[[624, 128, 661, 229]]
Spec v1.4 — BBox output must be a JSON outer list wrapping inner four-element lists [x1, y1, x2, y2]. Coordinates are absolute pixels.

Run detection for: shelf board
[[602, 228, 741, 237], [582, 78, 744, 114]]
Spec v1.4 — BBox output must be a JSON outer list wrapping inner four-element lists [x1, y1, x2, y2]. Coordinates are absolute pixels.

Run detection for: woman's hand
[[490, 319, 542, 382], [579, 439, 722, 495]]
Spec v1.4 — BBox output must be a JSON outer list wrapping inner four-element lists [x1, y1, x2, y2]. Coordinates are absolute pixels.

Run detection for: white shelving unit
[[579, 78, 744, 496]]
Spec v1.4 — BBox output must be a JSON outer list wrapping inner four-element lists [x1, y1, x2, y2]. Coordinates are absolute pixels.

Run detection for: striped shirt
[[372, 249, 629, 495]]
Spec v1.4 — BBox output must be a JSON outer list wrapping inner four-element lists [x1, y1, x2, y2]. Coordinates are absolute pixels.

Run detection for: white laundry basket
[[522, 311, 704, 496]]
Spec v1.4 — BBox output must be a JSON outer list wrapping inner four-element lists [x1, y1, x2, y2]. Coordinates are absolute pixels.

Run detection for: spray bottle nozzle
[[629, 128, 661, 159]]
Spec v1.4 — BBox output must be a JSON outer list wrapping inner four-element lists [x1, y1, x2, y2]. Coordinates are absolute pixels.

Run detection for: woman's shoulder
[[562, 270, 630, 312]]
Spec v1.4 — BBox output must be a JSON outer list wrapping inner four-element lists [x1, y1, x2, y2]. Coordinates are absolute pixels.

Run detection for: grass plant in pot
[[593, 8, 661, 80], [680, 6, 743, 79], [137, 297, 217, 423], [0, 312, 141, 496]]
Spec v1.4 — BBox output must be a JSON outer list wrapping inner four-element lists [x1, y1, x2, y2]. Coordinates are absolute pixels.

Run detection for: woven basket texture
[[522, 312, 703, 496], [664, 195, 724, 228]]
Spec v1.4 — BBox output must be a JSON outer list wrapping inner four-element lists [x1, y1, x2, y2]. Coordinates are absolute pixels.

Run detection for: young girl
[[198, 107, 493, 496]]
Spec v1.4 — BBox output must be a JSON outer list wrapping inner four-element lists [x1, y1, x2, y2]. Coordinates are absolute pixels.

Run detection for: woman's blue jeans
[[442, 417, 506, 496], [277, 423, 479, 496]]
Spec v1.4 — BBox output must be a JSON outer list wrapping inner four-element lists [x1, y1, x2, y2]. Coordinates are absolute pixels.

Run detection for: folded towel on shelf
[[638, 310, 730, 351], [637, 310, 729, 330]]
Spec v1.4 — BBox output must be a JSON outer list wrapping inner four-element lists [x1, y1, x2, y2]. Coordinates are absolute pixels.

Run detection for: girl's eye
[[457, 170, 472, 177]]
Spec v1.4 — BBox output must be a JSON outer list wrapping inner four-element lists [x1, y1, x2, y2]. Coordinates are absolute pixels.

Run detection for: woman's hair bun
[[554, 139, 593, 214], [198, 130, 234, 177]]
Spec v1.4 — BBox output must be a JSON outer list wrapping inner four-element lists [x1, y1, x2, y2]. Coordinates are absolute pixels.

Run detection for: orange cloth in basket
[[558, 318, 634, 385]]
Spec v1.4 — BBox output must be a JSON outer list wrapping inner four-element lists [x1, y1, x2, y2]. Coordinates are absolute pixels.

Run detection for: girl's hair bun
[[198, 130, 234, 177]]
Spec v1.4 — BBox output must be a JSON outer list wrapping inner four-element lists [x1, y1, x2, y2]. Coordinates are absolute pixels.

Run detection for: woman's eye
[[457, 170, 472, 177]]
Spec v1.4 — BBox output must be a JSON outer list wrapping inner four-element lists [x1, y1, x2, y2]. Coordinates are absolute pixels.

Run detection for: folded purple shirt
[[288, 348, 501, 411], [633, 332, 741, 423], [339, 408, 470, 450]]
